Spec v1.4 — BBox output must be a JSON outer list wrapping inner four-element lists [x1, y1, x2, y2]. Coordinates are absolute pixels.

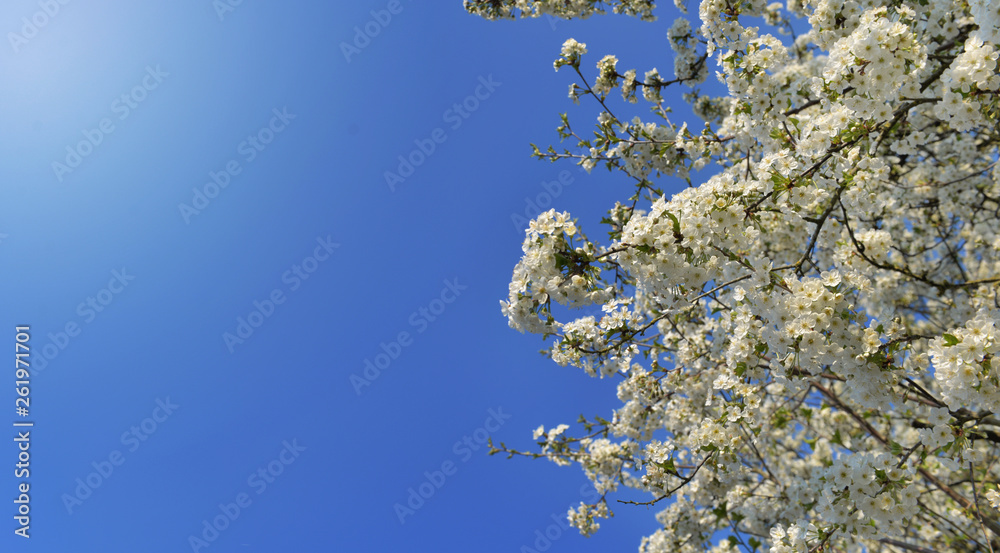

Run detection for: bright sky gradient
[[0, 1, 724, 551]]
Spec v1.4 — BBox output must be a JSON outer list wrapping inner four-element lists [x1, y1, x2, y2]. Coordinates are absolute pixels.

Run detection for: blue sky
[[0, 1, 719, 551]]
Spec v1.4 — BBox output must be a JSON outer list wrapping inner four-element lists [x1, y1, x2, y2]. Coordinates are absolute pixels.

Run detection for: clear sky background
[[0, 1, 724, 551]]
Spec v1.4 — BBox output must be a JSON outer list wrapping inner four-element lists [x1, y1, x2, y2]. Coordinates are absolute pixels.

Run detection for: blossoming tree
[[466, 0, 1000, 550]]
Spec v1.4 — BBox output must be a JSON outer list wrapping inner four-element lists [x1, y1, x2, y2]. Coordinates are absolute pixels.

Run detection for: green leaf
[[773, 408, 790, 429], [943, 333, 960, 346], [713, 502, 728, 519], [664, 211, 681, 235], [735, 362, 747, 377]]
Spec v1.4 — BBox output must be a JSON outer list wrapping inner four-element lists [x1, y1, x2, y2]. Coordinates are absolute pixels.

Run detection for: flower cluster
[[769, 522, 814, 553], [554, 38, 588, 71], [667, 17, 706, 83], [567, 500, 612, 537], [970, 0, 1000, 45], [935, 35, 1000, 131], [463, 0, 656, 21], [816, 452, 920, 541], [501, 209, 612, 335], [470, 0, 1000, 551], [928, 309, 1000, 412], [823, 7, 925, 110]]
